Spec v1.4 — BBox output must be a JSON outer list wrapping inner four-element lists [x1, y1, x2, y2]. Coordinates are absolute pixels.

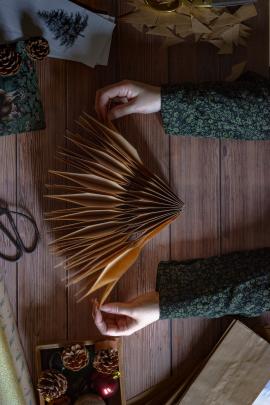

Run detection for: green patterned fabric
[[161, 73, 270, 140], [0, 40, 45, 136], [156, 248, 270, 319]]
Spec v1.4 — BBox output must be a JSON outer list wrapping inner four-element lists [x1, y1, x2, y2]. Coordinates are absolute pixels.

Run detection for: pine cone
[[37, 369, 68, 401], [93, 348, 119, 375], [25, 37, 49, 61], [62, 344, 89, 372], [0, 44, 21, 77]]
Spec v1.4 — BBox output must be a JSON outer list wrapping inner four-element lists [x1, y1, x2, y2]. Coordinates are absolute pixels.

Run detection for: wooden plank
[[247, 0, 269, 76], [66, 0, 117, 341], [116, 8, 171, 399], [169, 42, 222, 379], [0, 135, 17, 316], [220, 0, 270, 329], [17, 59, 67, 380]]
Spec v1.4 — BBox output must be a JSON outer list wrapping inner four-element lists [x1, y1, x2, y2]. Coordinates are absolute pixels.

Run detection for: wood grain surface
[[116, 3, 171, 397], [169, 42, 222, 380], [0, 0, 268, 401], [17, 59, 68, 376], [0, 135, 17, 316]]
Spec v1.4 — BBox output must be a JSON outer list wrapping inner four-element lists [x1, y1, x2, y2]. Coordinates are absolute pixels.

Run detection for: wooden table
[[0, 0, 269, 400]]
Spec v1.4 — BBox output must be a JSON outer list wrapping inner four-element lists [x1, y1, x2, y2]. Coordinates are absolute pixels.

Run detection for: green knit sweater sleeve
[[160, 73, 270, 140], [156, 248, 270, 320]]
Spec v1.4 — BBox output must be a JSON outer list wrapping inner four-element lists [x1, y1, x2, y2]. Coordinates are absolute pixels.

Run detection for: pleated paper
[[46, 114, 183, 304]]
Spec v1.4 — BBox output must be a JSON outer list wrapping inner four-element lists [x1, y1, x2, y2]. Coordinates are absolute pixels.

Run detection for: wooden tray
[[36, 339, 126, 405]]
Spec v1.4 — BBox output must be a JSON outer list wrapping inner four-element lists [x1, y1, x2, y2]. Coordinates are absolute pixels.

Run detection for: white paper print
[[0, 0, 115, 67]]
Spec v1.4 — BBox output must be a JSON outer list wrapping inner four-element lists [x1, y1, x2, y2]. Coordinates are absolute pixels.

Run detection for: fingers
[[108, 100, 137, 121], [92, 299, 107, 335], [95, 81, 134, 121], [92, 299, 131, 336], [92, 299, 142, 336], [95, 81, 161, 122], [100, 302, 133, 317], [105, 317, 138, 337]]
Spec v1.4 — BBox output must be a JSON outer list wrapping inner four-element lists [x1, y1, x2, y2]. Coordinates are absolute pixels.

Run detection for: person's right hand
[[95, 80, 161, 122], [92, 291, 160, 337]]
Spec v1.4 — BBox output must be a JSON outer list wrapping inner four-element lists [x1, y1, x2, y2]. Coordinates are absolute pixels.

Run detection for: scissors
[[0, 204, 39, 262]]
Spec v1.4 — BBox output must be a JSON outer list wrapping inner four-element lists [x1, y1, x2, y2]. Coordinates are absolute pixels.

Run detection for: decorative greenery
[[0, 41, 45, 136], [38, 9, 89, 48]]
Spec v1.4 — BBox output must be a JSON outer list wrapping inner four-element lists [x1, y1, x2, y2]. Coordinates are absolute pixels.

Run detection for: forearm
[[156, 248, 270, 319], [160, 73, 270, 140]]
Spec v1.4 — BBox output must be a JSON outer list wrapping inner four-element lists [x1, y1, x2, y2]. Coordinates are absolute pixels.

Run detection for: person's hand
[[92, 291, 160, 336], [95, 80, 161, 122]]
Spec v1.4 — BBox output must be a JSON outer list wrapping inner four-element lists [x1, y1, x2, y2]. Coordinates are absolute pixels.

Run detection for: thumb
[[100, 302, 132, 317], [108, 100, 137, 120]]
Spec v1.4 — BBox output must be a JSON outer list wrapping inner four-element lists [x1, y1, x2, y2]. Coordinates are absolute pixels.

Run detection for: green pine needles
[[38, 9, 89, 48]]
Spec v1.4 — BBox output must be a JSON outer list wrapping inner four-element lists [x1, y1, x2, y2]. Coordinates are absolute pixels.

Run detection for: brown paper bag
[[128, 322, 270, 405], [178, 321, 270, 405]]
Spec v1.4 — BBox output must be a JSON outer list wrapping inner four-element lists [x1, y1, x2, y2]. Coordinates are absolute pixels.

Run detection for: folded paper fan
[[45, 114, 183, 304]]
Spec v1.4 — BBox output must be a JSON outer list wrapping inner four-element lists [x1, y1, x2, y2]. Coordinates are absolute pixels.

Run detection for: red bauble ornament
[[90, 371, 119, 399]]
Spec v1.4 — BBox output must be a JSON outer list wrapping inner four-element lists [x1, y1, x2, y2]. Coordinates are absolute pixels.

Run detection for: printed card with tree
[[37, 9, 89, 48], [0, 0, 115, 68], [37, 0, 115, 67]]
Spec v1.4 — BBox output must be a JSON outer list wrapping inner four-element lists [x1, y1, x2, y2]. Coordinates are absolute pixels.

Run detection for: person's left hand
[[92, 291, 160, 336]]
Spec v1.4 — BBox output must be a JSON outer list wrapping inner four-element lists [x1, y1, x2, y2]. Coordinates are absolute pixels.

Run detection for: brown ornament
[[74, 393, 105, 405], [37, 369, 68, 401], [93, 345, 119, 376], [25, 36, 50, 61], [51, 395, 72, 405], [62, 344, 89, 372], [0, 44, 21, 77]]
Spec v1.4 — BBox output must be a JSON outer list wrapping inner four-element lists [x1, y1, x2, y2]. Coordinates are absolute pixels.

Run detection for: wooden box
[[36, 339, 126, 405]]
